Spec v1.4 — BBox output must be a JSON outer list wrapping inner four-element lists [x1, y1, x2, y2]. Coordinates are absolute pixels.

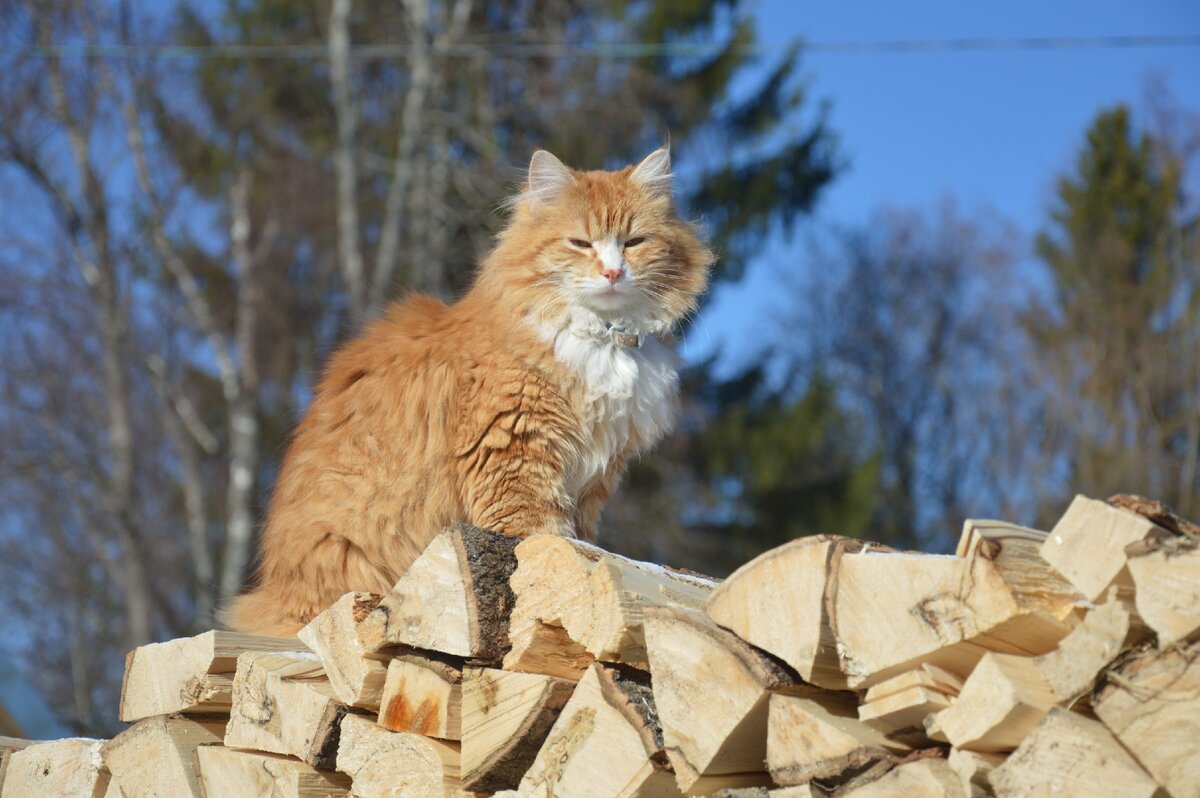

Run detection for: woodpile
[[2, 500, 1198, 797]]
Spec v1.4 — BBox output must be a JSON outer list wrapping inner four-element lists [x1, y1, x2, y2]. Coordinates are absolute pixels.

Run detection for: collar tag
[[607, 324, 644, 349]]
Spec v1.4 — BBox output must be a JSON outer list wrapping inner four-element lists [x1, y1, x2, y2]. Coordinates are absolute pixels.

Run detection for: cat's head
[[485, 147, 713, 333]]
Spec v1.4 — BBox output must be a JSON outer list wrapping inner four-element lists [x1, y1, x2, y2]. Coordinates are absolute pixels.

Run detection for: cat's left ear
[[630, 147, 672, 197]]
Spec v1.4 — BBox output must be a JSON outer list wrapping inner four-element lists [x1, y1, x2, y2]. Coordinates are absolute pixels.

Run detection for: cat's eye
[[624, 237, 646, 248], [568, 238, 592, 249]]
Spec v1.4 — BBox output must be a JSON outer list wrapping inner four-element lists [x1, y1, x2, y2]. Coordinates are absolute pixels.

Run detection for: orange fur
[[224, 148, 712, 635]]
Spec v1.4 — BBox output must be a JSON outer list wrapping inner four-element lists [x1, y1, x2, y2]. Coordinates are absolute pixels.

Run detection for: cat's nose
[[601, 265, 624, 284]]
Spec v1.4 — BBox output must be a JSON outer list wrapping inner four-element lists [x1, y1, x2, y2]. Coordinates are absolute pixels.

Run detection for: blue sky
[[686, 0, 1200, 367]]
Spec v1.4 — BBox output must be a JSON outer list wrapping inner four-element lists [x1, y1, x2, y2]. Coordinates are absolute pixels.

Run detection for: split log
[[379, 653, 463, 740], [460, 667, 574, 793], [1032, 587, 1138, 703], [0, 738, 109, 798], [1040, 494, 1169, 600], [224, 651, 346, 768], [504, 536, 716, 678], [767, 692, 909, 787], [119, 630, 300, 722], [298, 591, 391, 710], [515, 663, 681, 798], [862, 663, 963, 702], [0, 738, 31, 795], [830, 551, 1014, 688], [954, 520, 1082, 652], [706, 535, 868, 689], [644, 606, 795, 792], [100, 715, 224, 798], [358, 524, 519, 660], [1094, 640, 1200, 797], [947, 749, 1004, 798], [336, 713, 462, 798], [1126, 540, 1200, 646], [196, 746, 352, 798], [989, 708, 1158, 797], [856, 685, 953, 745], [932, 653, 1056, 752], [838, 758, 964, 798]]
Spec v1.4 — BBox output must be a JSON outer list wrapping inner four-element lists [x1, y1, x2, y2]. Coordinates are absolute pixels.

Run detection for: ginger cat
[[225, 147, 712, 635]]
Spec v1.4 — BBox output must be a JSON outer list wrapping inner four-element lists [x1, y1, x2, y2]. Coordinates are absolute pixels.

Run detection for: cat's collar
[[606, 323, 644, 349]]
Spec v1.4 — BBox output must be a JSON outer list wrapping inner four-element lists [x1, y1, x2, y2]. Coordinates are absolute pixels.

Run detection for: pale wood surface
[[947, 749, 1005, 798], [989, 708, 1158, 797], [119, 630, 301, 722], [100, 715, 224, 798], [767, 692, 908, 787], [838, 758, 965, 798], [1032, 587, 1136, 703], [1094, 640, 1200, 797], [0, 738, 110, 798], [197, 746, 352, 798], [933, 653, 1057, 753], [460, 667, 574, 793], [299, 591, 391, 710], [504, 536, 715, 677], [1041, 495, 1167, 600], [224, 651, 346, 768], [359, 525, 520, 660], [336, 713, 460, 798], [644, 606, 794, 791], [0, 738, 32, 796], [515, 663, 682, 798], [707, 535, 866, 689], [378, 653, 463, 740], [856, 685, 953, 744], [1127, 542, 1200, 646]]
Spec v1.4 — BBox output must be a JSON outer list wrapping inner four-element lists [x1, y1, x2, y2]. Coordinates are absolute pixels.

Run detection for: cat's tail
[[220, 588, 305, 638]]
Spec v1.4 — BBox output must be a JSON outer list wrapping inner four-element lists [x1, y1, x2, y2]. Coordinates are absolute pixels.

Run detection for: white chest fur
[[537, 318, 679, 498]]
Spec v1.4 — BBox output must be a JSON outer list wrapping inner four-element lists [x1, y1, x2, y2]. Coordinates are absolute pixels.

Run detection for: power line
[[6, 34, 1200, 61]]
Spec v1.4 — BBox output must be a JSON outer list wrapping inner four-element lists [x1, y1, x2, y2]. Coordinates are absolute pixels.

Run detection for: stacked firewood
[[2, 494, 1198, 797]]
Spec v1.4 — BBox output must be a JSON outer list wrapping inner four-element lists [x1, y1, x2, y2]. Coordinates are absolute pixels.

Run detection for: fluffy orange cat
[[225, 147, 712, 635]]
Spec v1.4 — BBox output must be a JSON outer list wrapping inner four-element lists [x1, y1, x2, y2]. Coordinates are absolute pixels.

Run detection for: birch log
[[504, 536, 716, 678], [0, 739, 109, 798], [298, 591, 391, 710], [378, 653, 463, 739], [932, 653, 1057, 753], [196, 746, 352, 798], [336, 713, 463, 798], [358, 525, 519, 659], [100, 715, 224, 798], [119, 630, 301, 721], [224, 651, 345, 768]]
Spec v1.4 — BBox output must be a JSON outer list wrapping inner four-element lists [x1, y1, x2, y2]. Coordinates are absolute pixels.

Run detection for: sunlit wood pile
[[1, 493, 1198, 797]]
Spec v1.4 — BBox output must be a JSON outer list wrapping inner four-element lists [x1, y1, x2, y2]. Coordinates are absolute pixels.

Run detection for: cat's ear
[[526, 149, 574, 206], [630, 146, 672, 197]]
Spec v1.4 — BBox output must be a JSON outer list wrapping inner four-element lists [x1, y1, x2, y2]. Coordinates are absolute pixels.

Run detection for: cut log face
[[100, 715, 225, 798], [516, 663, 682, 798], [644, 606, 795, 791], [707, 535, 867, 689], [1040, 495, 1169, 601], [298, 591, 391, 710], [0, 739, 110, 798], [1126, 542, 1200, 646], [1032, 587, 1137, 703], [835, 758, 964, 798], [460, 667, 575, 793], [0, 738, 32, 795], [856, 686, 953, 744], [358, 525, 520, 660], [378, 653, 463, 740], [767, 692, 909, 787], [196, 746, 352, 798], [947, 748, 1005, 798], [1094, 640, 1200, 797], [831, 550, 1014, 688], [933, 653, 1057, 753], [335, 713, 460, 798], [119, 630, 302, 722], [223, 651, 345, 768], [504, 536, 716, 678], [989, 708, 1158, 798]]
